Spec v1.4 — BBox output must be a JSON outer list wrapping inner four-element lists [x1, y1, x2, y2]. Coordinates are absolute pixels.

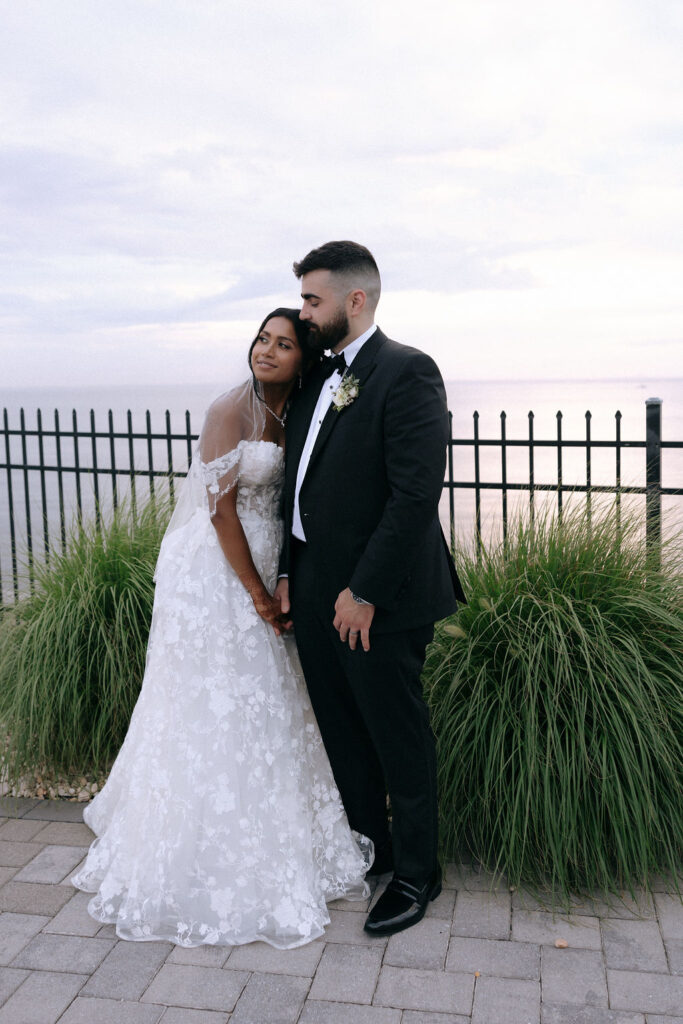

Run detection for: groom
[[275, 241, 465, 936]]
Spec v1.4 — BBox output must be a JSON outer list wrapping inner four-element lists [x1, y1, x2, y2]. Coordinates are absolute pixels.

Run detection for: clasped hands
[[240, 572, 292, 637], [273, 580, 375, 650]]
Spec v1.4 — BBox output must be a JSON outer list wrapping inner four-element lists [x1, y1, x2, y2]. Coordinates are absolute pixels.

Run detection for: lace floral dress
[[72, 436, 372, 948]]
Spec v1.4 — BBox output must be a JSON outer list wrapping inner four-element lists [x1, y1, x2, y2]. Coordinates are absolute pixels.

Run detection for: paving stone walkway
[[0, 798, 680, 1024]]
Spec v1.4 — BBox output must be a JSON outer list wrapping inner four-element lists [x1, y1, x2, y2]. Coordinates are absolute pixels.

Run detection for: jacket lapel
[[287, 363, 326, 463], [305, 328, 386, 472]]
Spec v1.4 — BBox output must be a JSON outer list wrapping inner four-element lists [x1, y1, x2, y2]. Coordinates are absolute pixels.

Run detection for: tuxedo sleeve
[[348, 351, 449, 609], [277, 464, 292, 578], [277, 525, 289, 578]]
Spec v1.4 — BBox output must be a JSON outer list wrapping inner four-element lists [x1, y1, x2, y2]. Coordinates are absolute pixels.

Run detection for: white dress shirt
[[292, 324, 377, 541]]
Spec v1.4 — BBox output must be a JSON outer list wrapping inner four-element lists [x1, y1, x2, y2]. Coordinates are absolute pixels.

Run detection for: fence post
[[645, 398, 662, 564], [447, 411, 455, 554]]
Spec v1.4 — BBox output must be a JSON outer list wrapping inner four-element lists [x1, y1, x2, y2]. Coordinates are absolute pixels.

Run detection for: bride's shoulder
[[198, 381, 267, 465], [202, 382, 257, 433]]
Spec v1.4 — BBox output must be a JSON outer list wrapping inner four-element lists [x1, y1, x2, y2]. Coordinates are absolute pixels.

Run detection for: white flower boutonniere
[[331, 373, 361, 412]]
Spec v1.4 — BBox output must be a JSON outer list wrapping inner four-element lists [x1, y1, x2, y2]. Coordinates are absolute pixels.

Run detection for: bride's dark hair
[[247, 308, 321, 387]]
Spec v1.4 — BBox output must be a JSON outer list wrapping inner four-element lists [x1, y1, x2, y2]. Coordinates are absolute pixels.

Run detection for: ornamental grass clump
[[0, 494, 171, 784], [425, 503, 683, 898]]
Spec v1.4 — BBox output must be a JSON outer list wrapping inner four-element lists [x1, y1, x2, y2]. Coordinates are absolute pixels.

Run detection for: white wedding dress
[[72, 395, 371, 948]]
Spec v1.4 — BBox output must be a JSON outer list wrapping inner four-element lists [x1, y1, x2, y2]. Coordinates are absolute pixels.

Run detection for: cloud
[[1, 0, 682, 386]]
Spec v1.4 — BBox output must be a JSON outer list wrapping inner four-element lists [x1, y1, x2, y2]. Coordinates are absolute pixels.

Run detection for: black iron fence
[[446, 398, 683, 555], [1, 399, 682, 605]]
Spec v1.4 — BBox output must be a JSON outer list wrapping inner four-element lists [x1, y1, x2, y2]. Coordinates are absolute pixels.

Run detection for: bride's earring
[[298, 374, 303, 390]]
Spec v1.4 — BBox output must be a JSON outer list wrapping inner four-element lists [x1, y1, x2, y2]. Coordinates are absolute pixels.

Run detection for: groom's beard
[[309, 308, 349, 351]]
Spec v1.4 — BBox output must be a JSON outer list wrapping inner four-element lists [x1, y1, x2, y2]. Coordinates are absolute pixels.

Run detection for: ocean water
[[2, 377, 681, 602]]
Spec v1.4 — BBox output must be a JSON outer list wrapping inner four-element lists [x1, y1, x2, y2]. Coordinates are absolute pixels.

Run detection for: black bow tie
[[321, 352, 347, 380]]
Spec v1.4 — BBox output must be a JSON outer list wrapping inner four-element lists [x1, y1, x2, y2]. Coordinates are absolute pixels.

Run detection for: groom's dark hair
[[293, 241, 381, 311]]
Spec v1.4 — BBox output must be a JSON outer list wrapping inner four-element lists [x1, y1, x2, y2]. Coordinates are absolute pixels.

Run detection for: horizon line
[[2, 375, 682, 391]]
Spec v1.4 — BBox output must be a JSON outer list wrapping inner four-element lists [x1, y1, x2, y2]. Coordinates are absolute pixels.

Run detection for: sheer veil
[[164, 380, 266, 538]]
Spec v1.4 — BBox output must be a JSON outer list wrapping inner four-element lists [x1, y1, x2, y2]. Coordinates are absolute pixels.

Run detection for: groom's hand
[[274, 578, 293, 632], [334, 588, 375, 652]]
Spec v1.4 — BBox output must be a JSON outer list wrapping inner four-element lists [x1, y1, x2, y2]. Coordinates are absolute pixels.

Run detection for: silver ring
[[349, 630, 360, 635]]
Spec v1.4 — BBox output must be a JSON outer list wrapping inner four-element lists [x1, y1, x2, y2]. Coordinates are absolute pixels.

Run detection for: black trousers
[[289, 538, 438, 879]]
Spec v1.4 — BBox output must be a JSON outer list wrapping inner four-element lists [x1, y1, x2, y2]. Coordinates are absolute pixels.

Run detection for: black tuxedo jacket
[[280, 328, 466, 633]]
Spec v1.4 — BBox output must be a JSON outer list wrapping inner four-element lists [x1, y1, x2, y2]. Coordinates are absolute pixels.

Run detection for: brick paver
[[83, 938, 173, 1000], [384, 915, 450, 969], [512, 887, 657, 921], [226, 939, 324, 976], [308, 942, 382, 1003], [141, 964, 250, 1012], [585, 892, 657, 921], [512, 908, 602, 948], [452, 888, 511, 940], [0, 868, 17, 889], [0, 969, 87, 1023], [320, 907, 387, 946], [655, 893, 683, 940], [542, 1007, 645, 1023], [230, 972, 310, 1023], [31, 823, 95, 846], [446, 935, 540, 979], [0, 819, 47, 842], [0, 878, 74, 915], [0, 840, 45, 868], [23, 801, 85, 822], [666, 939, 683, 974], [602, 919, 669, 972], [159, 1010, 229, 1024], [444, 863, 507, 891], [43, 890, 104, 937], [0, 966, 30, 1004], [168, 943, 232, 968], [14, 844, 88, 884], [607, 968, 683, 1015], [0, 801, 679, 1022], [540, 946, 608, 1006], [59, 997, 164, 1023], [299, 1003, 401, 1023], [425, 887, 457, 920], [0, 798, 40, 818], [0, 911, 50, 965], [374, 964, 474, 1014], [11, 932, 115, 974], [471, 975, 540, 1024]]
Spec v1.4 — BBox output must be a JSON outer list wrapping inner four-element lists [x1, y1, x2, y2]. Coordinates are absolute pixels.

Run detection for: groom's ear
[[348, 288, 367, 317]]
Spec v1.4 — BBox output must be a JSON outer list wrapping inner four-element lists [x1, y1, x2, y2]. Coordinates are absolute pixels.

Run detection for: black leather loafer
[[364, 865, 442, 936]]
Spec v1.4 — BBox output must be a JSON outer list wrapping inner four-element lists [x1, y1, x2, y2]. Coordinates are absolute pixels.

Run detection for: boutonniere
[[331, 373, 361, 411]]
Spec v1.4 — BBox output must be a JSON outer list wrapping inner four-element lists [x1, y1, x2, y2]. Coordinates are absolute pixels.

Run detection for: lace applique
[[72, 440, 373, 948]]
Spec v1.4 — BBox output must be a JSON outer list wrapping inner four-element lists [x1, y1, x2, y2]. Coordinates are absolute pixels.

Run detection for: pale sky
[[1, 0, 682, 387]]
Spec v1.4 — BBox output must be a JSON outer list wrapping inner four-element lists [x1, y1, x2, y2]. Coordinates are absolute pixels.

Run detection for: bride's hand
[[252, 591, 289, 635], [238, 570, 292, 636]]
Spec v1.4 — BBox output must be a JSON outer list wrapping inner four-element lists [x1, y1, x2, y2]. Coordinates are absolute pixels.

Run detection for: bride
[[72, 308, 372, 948]]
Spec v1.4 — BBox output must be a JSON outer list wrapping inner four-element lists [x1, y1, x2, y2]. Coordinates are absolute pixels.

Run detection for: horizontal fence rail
[[445, 401, 683, 555], [1, 399, 682, 605], [1, 408, 195, 604]]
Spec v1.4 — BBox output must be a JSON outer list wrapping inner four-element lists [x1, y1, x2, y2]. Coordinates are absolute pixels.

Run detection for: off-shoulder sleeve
[[162, 381, 266, 539], [199, 398, 244, 516], [198, 383, 266, 517]]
